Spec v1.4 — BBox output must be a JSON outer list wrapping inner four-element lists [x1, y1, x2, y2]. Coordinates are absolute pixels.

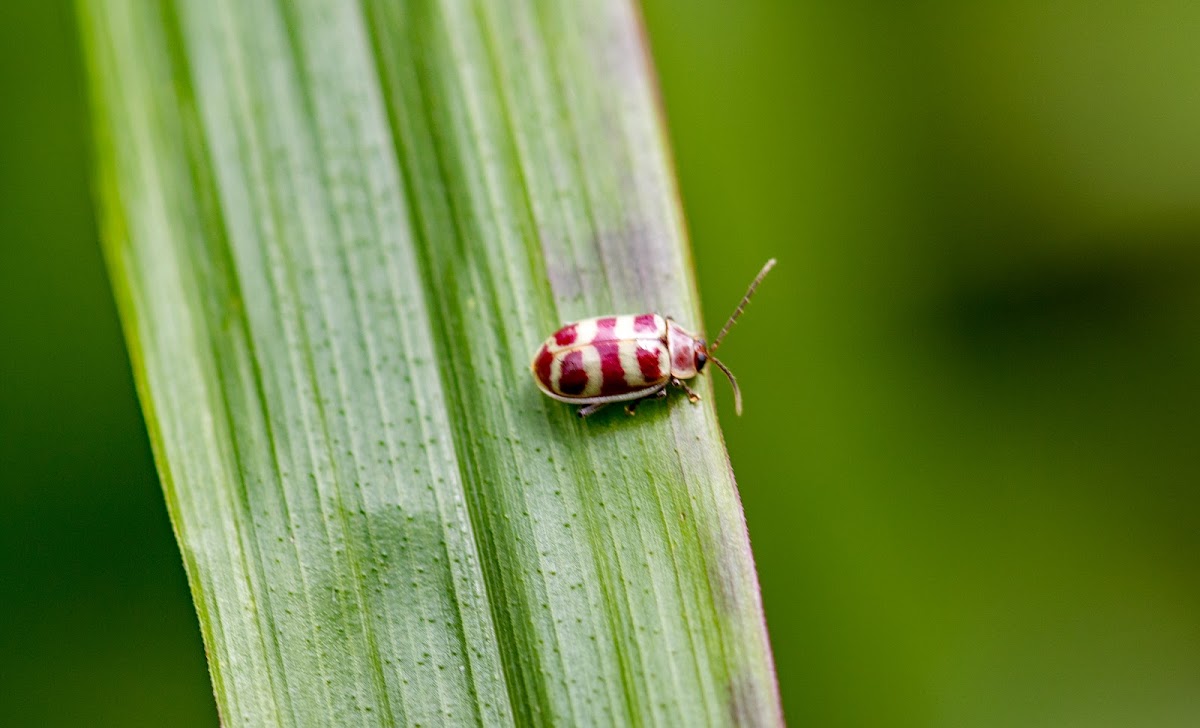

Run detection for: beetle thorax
[[666, 320, 703, 379]]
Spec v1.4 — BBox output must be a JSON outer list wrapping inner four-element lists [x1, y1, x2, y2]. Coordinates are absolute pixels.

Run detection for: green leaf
[[79, 0, 781, 725]]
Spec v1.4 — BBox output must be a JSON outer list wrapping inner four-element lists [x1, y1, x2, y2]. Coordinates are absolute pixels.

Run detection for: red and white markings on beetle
[[530, 259, 776, 418]]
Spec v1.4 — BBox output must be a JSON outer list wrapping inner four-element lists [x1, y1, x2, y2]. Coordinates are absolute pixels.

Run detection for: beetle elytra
[[531, 259, 776, 418]]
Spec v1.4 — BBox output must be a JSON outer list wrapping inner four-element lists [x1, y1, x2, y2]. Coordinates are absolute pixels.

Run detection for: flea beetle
[[531, 259, 776, 418]]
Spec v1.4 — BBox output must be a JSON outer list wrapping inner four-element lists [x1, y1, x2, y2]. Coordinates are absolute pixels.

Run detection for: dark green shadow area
[[0, 2, 217, 725]]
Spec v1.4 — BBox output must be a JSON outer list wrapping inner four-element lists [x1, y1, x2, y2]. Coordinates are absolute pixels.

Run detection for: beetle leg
[[627, 386, 668, 416], [624, 385, 671, 416], [672, 378, 701, 404], [577, 402, 608, 418]]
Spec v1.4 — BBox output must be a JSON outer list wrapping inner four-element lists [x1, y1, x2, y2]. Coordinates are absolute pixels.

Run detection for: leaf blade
[[80, 0, 780, 725]]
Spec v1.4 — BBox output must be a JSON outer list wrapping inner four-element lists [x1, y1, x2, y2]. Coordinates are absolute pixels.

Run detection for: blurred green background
[[4, 1, 1199, 725]]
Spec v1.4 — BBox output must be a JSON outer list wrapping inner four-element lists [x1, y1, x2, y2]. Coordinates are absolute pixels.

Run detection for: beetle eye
[[695, 351, 707, 371]]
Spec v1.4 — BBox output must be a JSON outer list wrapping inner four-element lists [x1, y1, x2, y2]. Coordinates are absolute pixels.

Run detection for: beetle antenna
[[709, 356, 743, 415], [710, 258, 776, 353]]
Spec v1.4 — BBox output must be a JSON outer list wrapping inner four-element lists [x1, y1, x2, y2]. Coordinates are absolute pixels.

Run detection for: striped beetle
[[531, 259, 776, 418]]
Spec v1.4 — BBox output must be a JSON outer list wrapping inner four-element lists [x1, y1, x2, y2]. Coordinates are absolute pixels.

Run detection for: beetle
[[531, 259, 776, 418]]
